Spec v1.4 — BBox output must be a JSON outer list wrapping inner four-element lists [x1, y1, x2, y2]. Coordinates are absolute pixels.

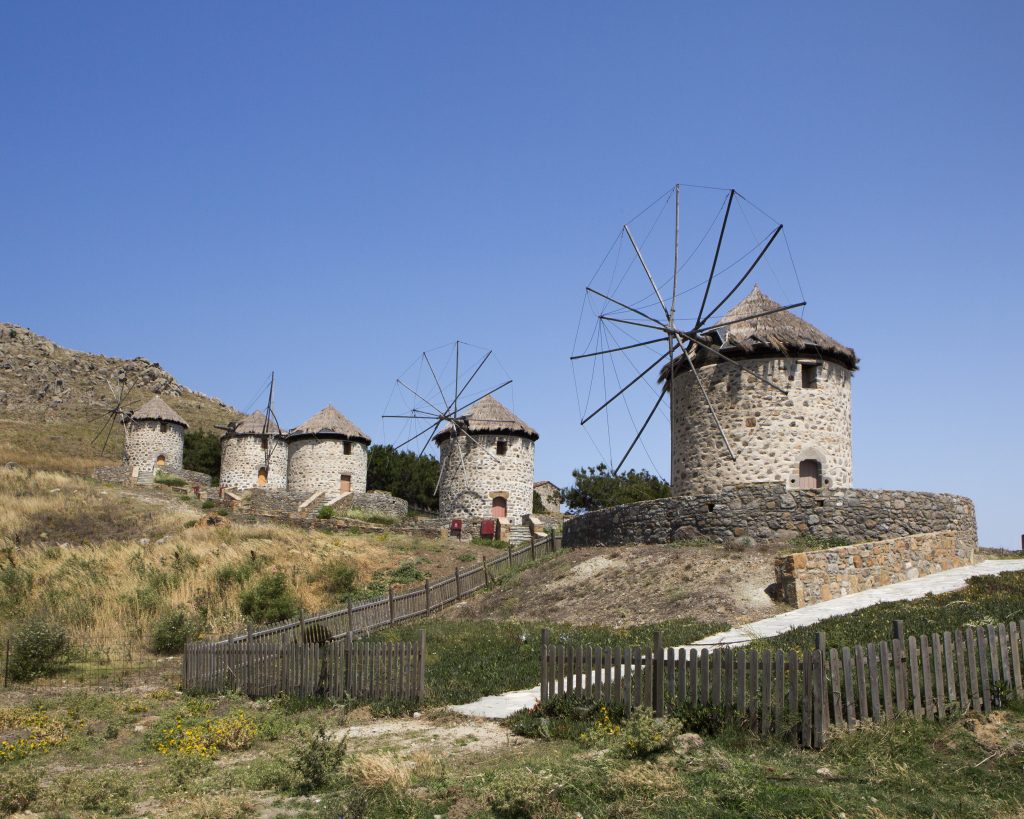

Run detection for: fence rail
[[183, 630, 426, 701], [540, 618, 1024, 749], [216, 533, 560, 645]]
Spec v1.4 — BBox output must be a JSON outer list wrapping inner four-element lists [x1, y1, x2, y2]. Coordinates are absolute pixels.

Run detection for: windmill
[[571, 184, 807, 477], [216, 372, 286, 487], [382, 341, 512, 495], [90, 375, 140, 455]]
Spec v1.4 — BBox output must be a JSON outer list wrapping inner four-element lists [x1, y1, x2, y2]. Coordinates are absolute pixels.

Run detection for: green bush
[[0, 768, 40, 815], [316, 505, 335, 520], [533, 490, 545, 514], [487, 767, 560, 818], [613, 707, 678, 758], [150, 608, 200, 654], [7, 621, 71, 681], [239, 572, 300, 624], [215, 554, 268, 588], [312, 558, 357, 599], [201, 499, 217, 509], [183, 429, 222, 481], [154, 473, 187, 487], [290, 726, 346, 794]]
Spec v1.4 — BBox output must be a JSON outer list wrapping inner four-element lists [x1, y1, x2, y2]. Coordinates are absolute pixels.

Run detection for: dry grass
[[346, 753, 411, 791], [0, 466, 438, 646]]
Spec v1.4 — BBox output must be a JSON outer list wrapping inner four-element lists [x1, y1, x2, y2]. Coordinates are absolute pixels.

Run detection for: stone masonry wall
[[334, 490, 408, 519], [671, 357, 852, 493], [774, 531, 970, 607], [92, 464, 211, 486], [287, 438, 368, 494], [563, 484, 977, 556], [220, 435, 289, 490], [124, 419, 184, 470], [438, 432, 534, 521]]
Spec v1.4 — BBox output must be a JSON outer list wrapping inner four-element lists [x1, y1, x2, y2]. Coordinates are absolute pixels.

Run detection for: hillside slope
[[0, 322, 238, 471]]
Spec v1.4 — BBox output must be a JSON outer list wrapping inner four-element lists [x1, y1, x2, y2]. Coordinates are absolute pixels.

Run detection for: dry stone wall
[[287, 438, 368, 494], [438, 433, 534, 521], [671, 357, 852, 493], [92, 464, 211, 486], [124, 419, 184, 470], [220, 435, 289, 490], [774, 531, 970, 607], [335, 490, 408, 519], [563, 484, 977, 555]]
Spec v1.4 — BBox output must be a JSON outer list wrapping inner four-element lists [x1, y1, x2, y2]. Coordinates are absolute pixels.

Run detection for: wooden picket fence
[[182, 630, 426, 701], [212, 533, 559, 646], [540, 619, 1024, 749]]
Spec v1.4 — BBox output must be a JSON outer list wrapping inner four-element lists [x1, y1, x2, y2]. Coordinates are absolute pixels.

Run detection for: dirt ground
[[439, 543, 788, 627]]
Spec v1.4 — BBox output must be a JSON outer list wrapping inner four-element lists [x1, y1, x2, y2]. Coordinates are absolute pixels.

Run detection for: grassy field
[[2, 677, 1024, 817]]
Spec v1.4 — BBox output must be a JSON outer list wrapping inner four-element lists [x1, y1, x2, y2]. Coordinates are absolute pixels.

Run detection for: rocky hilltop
[[0, 322, 238, 469]]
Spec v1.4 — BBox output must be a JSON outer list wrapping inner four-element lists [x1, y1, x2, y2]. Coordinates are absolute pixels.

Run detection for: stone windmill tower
[[434, 394, 539, 522], [219, 411, 288, 490], [663, 285, 858, 494], [287, 405, 371, 495], [124, 396, 188, 471]]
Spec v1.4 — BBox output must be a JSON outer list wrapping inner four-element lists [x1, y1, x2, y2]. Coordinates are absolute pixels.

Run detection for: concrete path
[[450, 559, 1024, 720]]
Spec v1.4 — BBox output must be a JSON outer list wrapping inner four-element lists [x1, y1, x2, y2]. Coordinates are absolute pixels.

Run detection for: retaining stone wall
[[562, 483, 977, 555], [774, 531, 970, 607], [92, 464, 212, 486], [335, 490, 408, 519]]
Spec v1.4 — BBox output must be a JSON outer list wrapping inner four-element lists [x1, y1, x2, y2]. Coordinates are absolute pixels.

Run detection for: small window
[[160, 421, 168, 433], [801, 363, 819, 389], [496, 440, 508, 456], [261, 437, 268, 450], [343, 441, 352, 455]]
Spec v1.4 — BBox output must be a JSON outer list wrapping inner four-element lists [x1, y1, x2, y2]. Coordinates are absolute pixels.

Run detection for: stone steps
[[136, 470, 154, 486]]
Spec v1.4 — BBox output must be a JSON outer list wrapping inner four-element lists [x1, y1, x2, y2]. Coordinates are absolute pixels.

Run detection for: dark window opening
[[343, 441, 352, 455], [799, 459, 823, 490], [801, 363, 819, 389], [160, 422, 168, 433], [496, 441, 508, 456], [707, 502, 716, 512], [261, 437, 268, 450]]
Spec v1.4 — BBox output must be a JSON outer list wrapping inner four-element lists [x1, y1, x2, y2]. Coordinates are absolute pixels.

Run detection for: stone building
[[219, 411, 288, 490], [533, 480, 562, 516], [124, 395, 187, 471], [662, 285, 858, 495], [287, 405, 371, 495], [434, 394, 538, 522]]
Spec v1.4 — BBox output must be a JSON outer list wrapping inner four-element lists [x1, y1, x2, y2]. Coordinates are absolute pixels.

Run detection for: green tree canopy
[[560, 464, 670, 513], [182, 429, 221, 483], [367, 444, 440, 511]]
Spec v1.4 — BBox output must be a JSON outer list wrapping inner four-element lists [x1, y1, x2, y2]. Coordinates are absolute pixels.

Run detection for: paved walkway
[[450, 559, 1024, 720]]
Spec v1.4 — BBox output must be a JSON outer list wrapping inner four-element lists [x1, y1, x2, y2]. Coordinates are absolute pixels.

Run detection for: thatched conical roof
[[662, 285, 858, 378], [434, 394, 538, 444], [228, 410, 285, 437], [131, 396, 188, 428], [289, 405, 371, 444]]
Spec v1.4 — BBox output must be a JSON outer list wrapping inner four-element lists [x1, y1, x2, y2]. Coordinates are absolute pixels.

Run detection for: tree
[[560, 464, 670, 513], [183, 429, 221, 482], [366, 444, 440, 511]]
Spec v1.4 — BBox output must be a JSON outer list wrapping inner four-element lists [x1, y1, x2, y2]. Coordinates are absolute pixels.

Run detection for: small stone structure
[[287, 405, 370, 495], [774, 531, 971, 607], [562, 484, 977, 555], [435, 395, 538, 522], [219, 411, 288, 490], [662, 286, 857, 494], [123, 396, 187, 471], [533, 480, 562, 517]]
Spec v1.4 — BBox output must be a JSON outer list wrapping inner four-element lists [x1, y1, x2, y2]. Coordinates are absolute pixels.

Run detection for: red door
[[340, 474, 352, 493], [490, 496, 507, 518]]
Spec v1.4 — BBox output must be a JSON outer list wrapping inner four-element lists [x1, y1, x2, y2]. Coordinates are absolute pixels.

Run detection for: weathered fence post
[[388, 586, 396, 624], [454, 566, 462, 600], [815, 631, 827, 731], [507, 543, 513, 568], [344, 631, 353, 697], [297, 609, 305, 644], [653, 631, 664, 716], [530, 537, 536, 561], [347, 598, 354, 633], [417, 629, 427, 701], [180, 641, 188, 692], [540, 628, 550, 703], [424, 579, 431, 613], [245, 624, 254, 697], [482, 558, 489, 588], [893, 620, 906, 643]]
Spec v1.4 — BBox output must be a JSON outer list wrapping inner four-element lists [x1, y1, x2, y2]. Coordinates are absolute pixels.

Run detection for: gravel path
[[450, 559, 1024, 719]]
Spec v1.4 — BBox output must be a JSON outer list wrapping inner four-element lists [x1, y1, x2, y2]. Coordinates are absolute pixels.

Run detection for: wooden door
[[798, 460, 821, 489], [340, 474, 352, 493], [490, 496, 507, 518], [155, 454, 166, 467], [257, 467, 268, 486]]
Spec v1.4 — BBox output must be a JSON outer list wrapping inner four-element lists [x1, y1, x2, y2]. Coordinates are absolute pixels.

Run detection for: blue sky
[[2, 2, 1021, 547]]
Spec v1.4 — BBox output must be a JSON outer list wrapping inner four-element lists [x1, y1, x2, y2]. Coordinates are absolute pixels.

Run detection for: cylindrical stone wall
[[219, 435, 289, 490], [671, 356, 852, 494], [124, 419, 185, 470], [286, 438, 368, 494], [437, 432, 535, 521]]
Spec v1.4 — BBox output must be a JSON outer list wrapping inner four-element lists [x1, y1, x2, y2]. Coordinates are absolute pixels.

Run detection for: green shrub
[[487, 767, 560, 818], [290, 726, 346, 794], [533, 490, 545, 514], [668, 700, 734, 736], [183, 429, 221, 481], [457, 551, 475, 562], [154, 473, 187, 487], [215, 554, 269, 588], [612, 707, 678, 758], [316, 505, 336, 520], [0, 768, 40, 814], [312, 558, 357, 599], [201, 499, 217, 509], [7, 621, 71, 681], [150, 608, 200, 654], [239, 572, 300, 624]]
